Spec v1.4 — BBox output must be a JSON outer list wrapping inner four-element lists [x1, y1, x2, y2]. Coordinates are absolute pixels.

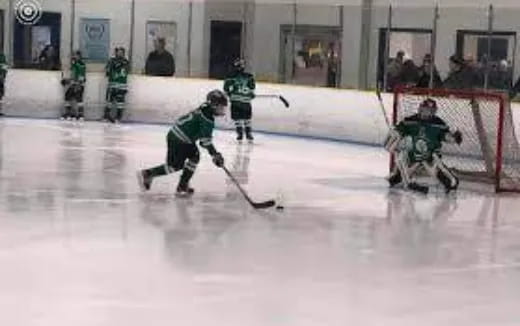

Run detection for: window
[[13, 12, 62, 69], [378, 28, 432, 90], [280, 25, 341, 88]]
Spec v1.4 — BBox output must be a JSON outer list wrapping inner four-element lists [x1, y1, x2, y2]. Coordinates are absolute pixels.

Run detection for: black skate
[[136, 170, 153, 191], [387, 172, 402, 188], [408, 182, 429, 195], [175, 184, 195, 198], [246, 133, 254, 143]]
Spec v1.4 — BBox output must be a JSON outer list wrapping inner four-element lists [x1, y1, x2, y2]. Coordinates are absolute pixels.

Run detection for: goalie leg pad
[[392, 151, 423, 190], [423, 154, 459, 193]]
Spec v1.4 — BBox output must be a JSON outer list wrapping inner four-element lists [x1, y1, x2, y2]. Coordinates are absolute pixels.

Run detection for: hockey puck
[[276, 205, 284, 210]]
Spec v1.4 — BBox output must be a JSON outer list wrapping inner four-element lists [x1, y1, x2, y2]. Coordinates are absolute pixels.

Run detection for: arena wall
[[3, 69, 519, 147]]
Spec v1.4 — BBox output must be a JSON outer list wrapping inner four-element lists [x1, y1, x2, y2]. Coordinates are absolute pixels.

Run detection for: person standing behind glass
[[145, 38, 175, 77], [0, 53, 8, 117]]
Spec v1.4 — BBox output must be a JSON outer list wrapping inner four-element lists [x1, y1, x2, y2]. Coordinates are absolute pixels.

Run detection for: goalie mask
[[206, 90, 228, 116], [418, 98, 438, 120]]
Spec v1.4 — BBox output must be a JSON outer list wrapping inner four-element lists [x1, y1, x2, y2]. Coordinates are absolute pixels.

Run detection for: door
[[209, 21, 242, 79]]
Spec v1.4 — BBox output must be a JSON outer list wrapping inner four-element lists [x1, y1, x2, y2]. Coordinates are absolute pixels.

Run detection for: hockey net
[[393, 86, 520, 192]]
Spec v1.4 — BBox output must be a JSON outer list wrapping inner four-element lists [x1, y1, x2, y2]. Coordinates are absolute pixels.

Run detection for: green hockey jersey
[[71, 59, 86, 85], [169, 104, 217, 153], [224, 72, 256, 103], [395, 114, 450, 162], [0, 54, 8, 83], [106, 57, 129, 90]]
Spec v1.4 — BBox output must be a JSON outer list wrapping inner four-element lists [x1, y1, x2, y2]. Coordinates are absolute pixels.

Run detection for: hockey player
[[136, 90, 228, 197], [224, 58, 256, 142], [385, 98, 463, 194], [103, 47, 129, 123], [61, 51, 86, 120], [0, 53, 8, 117]]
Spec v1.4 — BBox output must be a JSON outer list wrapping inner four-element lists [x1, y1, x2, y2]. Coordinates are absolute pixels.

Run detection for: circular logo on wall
[[15, 0, 43, 25]]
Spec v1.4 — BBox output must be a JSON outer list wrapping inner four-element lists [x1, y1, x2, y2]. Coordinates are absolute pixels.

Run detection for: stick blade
[[279, 96, 290, 108], [252, 200, 276, 209]]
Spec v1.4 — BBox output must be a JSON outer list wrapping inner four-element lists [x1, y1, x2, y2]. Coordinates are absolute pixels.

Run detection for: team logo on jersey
[[15, 0, 42, 25], [414, 127, 430, 157]]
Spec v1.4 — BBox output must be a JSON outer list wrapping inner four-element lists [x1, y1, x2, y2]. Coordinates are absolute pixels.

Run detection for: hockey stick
[[256, 94, 290, 108], [222, 165, 276, 209], [376, 87, 391, 128]]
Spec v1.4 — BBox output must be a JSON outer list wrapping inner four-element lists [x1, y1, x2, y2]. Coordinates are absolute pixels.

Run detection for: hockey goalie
[[384, 98, 463, 194]]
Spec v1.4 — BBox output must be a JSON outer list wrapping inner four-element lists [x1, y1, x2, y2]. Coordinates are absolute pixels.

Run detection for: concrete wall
[[2, 0, 520, 88]]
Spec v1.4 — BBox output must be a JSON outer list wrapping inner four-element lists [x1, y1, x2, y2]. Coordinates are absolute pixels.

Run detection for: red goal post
[[392, 86, 520, 193]]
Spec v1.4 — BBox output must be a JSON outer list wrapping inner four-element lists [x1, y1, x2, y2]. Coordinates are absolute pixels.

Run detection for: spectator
[[398, 59, 419, 87], [442, 55, 477, 90], [145, 38, 175, 76], [326, 42, 339, 88], [386, 50, 405, 91], [510, 75, 520, 99], [38, 45, 60, 70], [488, 60, 512, 91], [0, 53, 7, 117], [416, 54, 442, 88]]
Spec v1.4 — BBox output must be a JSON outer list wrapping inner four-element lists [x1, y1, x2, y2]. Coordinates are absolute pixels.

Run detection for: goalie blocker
[[385, 98, 462, 194]]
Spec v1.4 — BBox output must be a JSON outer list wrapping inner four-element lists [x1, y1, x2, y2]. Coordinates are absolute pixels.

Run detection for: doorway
[[209, 21, 242, 79], [14, 12, 62, 69], [280, 25, 341, 87]]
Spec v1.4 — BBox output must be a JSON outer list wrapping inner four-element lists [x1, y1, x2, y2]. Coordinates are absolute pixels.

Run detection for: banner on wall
[[80, 18, 110, 62], [146, 21, 176, 57]]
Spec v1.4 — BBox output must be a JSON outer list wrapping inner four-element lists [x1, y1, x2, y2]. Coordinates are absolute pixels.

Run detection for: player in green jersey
[[385, 98, 463, 194], [0, 53, 8, 117], [103, 47, 129, 123], [224, 58, 256, 142], [61, 51, 86, 120], [136, 90, 228, 197]]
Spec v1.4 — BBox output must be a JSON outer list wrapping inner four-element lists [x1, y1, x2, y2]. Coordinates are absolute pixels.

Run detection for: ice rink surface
[[1, 118, 520, 326]]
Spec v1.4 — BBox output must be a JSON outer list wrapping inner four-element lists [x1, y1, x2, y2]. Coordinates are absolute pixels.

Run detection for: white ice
[[1, 118, 520, 326]]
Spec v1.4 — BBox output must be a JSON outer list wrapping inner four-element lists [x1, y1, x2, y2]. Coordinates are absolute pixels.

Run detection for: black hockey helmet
[[207, 90, 228, 116], [72, 50, 82, 62], [115, 47, 126, 57], [233, 58, 245, 72], [418, 98, 438, 119]]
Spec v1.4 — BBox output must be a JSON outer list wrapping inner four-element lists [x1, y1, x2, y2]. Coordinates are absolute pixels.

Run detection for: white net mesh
[[394, 87, 520, 192]]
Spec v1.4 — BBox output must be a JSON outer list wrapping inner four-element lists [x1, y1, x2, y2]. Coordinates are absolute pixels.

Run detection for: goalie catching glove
[[444, 129, 463, 145]]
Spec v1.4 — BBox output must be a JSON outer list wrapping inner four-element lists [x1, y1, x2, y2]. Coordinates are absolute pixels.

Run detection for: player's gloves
[[61, 78, 70, 86], [452, 130, 463, 144], [212, 152, 225, 168]]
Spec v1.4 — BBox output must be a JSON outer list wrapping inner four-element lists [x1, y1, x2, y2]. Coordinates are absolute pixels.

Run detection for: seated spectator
[[488, 60, 512, 91], [145, 38, 175, 76], [386, 50, 405, 91], [398, 59, 419, 87], [38, 45, 60, 70], [416, 54, 442, 88], [442, 55, 478, 90]]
